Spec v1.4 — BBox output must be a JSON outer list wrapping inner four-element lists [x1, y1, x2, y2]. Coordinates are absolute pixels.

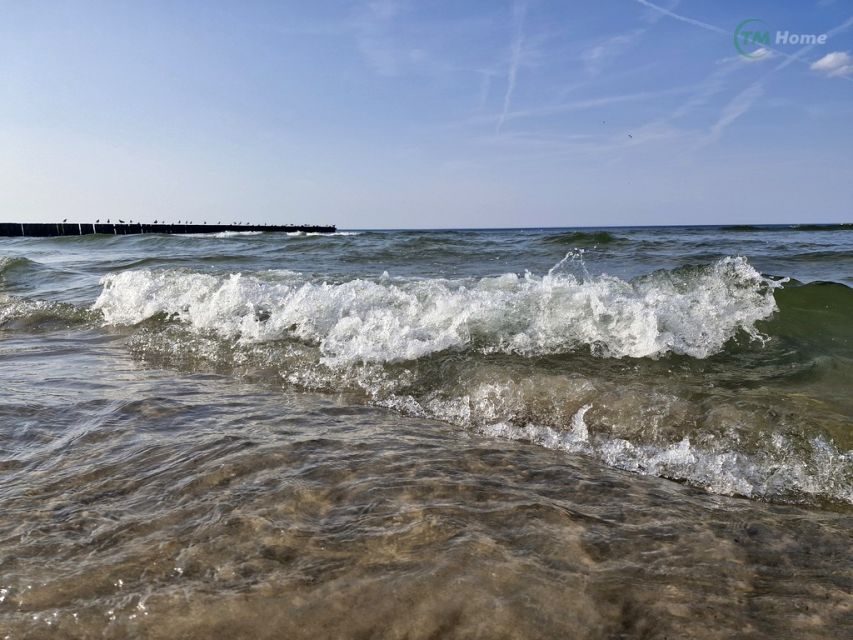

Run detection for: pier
[[0, 222, 336, 237]]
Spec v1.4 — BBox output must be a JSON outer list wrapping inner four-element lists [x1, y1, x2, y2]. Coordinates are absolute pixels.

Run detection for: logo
[[734, 19, 828, 59]]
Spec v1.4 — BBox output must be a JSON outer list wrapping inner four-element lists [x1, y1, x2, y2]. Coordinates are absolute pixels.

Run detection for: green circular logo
[[734, 19, 770, 59]]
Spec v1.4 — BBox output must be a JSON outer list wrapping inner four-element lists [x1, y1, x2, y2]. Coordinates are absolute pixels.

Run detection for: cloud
[[582, 29, 644, 75], [811, 51, 853, 76], [704, 82, 764, 144], [715, 47, 777, 66]]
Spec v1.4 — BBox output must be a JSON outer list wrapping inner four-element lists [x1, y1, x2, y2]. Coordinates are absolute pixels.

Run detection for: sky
[[0, 0, 851, 228]]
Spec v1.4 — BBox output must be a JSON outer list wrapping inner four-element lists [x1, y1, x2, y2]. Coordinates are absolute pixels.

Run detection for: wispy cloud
[[703, 82, 765, 144], [582, 29, 645, 75], [497, 0, 527, 132], [580, 0, 680, 75], [355, 1, 406, 76]]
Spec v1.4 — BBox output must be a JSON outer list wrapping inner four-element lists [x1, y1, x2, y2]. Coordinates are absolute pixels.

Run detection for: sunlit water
[[1, 226, 851, 638]]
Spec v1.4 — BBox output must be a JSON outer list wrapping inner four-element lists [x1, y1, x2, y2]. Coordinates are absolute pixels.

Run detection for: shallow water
[[1, 226, 851, 638]]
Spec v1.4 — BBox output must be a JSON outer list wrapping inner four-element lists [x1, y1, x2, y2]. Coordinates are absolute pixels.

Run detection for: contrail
[[497, 1, 527, 132], [633, 0, 728, 36]]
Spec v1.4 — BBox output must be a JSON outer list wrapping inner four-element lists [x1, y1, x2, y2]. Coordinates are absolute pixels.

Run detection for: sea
[[1, 225, 851, 639]]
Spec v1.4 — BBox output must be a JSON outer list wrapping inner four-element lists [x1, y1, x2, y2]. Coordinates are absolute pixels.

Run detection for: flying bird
[[627, 134, 633, 139]]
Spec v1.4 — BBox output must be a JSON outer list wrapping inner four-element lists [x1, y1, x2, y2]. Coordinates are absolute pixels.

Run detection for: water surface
[[1, 225, 851, 638]]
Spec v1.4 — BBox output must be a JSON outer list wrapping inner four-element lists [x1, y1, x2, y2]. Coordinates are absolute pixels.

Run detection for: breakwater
[[0, 222, 336, 237]]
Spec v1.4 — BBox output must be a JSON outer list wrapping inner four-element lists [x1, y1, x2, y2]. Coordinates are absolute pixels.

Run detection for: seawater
[[1, 226, 851, 638]]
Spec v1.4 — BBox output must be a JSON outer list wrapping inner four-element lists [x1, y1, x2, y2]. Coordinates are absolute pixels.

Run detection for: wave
[[543, 230, 625, 246], [762, 280, 853, 355], [212, 231, 265, 238], [86, 256, 853, 505], [0, 256, 36, 278], [94, 256, 779, 362], [0, 294, 92, 331]]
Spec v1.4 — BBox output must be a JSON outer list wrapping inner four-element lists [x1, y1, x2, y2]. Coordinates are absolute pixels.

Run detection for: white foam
[[213, 231, 265, 238], [287, 231, 361, 236], [474, 418, 852, 503], [94, 256, 780, 363]]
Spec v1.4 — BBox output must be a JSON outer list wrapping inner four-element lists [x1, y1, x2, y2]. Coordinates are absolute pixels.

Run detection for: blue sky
[[1, 0, 851, 228]]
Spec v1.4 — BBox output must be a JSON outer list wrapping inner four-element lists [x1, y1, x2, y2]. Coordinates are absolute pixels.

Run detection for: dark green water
[[1, 226, 851, 638]]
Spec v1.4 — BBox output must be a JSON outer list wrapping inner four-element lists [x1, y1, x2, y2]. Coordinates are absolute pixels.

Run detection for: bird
[[106, 219, 110, 223], [627, 134, 633, 139], [95, 219, 100, 223], [154, 219, 158, 224], [62, 218, 67, 222], [119, 219, 125, 223]]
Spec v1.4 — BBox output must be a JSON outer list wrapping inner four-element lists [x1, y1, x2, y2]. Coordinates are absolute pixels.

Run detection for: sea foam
[[94, 256, 780, 363]]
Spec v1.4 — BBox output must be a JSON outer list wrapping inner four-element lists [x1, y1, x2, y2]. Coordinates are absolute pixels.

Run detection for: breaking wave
[[86, 256, 853, 505], [212, 231, 265, 238], [94, 256, 780, 362]]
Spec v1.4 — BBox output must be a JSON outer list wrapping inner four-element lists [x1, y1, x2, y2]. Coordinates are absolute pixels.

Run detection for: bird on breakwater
[[106, 219, 110, 223], [95, 219, 99, 223], [62, 218, 67, 222], [119, 219, 125, 223]]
